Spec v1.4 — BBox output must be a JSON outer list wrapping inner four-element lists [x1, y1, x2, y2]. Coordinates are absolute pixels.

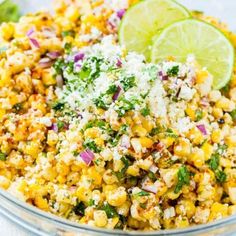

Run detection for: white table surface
[[1, 0, 236, 235]]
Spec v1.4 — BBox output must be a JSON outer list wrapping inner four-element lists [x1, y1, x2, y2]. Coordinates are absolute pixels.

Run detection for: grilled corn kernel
[[107, 187, 127, 207], [94, 210, 108, 227]]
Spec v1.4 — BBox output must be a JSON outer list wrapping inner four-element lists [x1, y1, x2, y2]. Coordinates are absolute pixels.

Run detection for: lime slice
[[151, 19, 235, 89], [119, 0, 190, 60]]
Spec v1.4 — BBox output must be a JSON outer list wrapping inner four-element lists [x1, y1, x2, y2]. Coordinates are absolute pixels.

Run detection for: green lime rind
[[151, 19, 235, 89], [119, 0, 191, 60]]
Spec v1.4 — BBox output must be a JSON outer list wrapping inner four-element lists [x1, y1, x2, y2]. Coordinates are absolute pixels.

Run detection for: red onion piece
[[27, 28, 34, 37], [112, 85, 122, 101], [80, 149, 94, 165], [47, 51, 61, 59], [51, 123, 58, 133], [116, 59, 122, 68], [117, 9, 126, 19], [74, 52, 85, 62], [38, 58, 53, 68], [29, 38, 40, 48], [197, 124, 207, 135], [56, 75, 64, 88], [158, 71, 168, 80]]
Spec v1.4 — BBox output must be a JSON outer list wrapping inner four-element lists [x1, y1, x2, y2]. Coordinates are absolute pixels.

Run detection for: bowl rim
[[1, 189, 236, 235]]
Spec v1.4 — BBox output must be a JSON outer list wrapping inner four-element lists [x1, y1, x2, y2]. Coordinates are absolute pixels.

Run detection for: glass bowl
[[1, 0, 236, 235]]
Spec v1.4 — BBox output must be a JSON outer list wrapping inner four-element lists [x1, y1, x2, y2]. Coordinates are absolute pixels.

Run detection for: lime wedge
[[119, 0, 190, 60], [151, 19, 235, 89]]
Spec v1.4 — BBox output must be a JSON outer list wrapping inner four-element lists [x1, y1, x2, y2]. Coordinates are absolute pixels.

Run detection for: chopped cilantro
[[120, 75, 136, 91], [115, 156, 131, 180], [141, 106, 150, 117], [120, 124, 128, 134], [73, 202, 86, 216], [83, 139, 101, 153], [57, 121, 65, 131], [64, 42, 72, 54], [167, 65, 179, 77], [94, 95, 108, 110], [207, 153, 219, 171], [106, 85, 118, 95], [195, 109, 203, 121], [53, 59, 65, 74], [115, 97, 138, 117], [0, 152, 6, 161], [140, 203, 147, 209], [148, 172, 157, 182], [84, 120, 106, 130], [174, 165, 190, 193], [101, 203, 118, 218], [165, 128, 178, 138], [150, 127, 161, 136], [135, 190, 150, 197], [88, 199, 95, 206], [215, 170, 227, 183], [61, 30, 75, 37], [230, 109, 236, 121], [217, 144, 228, 154], [115, 215, 127, 229], [221, 83, 230, 94], [52, 102, 65, 111], [140, 91, 149, 99]]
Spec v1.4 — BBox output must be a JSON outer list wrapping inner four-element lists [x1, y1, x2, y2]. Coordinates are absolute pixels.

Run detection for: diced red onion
[[29, 38, 40, 48], [149, 165, 158, 174], [51, 123, 58, 133], [47, 51, 61, 59], [158, 71, 168, 80], [112, 85, 122, 101], [56, 75, 64, 88], [117, 9, 126, 19], [116, 59, 122, 68], [80, 149, 94, 165], [142, 179, 159, 194], [27, 27, 34, 37], [197, 124, 207, 135], [38, 58, 53, 68], [74, 52, 85, 62]]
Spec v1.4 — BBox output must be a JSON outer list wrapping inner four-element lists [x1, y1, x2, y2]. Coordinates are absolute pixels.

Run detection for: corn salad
[[0, 0, 236, 231]]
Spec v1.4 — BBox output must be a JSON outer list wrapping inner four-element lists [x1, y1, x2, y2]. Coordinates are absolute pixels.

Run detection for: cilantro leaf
[[230, 109, 236, 121], [73, 202, 86, 216], [207, 153, 219, 171], [120, 75, 136, 91], [135, 190, 150, 197], [52, 102, 65, 111], [195, 109, 203, 121], [101, 203, 118, 218], [167, 65, 179, 77], [141, 106, 150, 117], [0, 152, 6, 161], [174, 165, 190, 193], [215, 170, 227, 183], [83, 139, 101, 153]]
